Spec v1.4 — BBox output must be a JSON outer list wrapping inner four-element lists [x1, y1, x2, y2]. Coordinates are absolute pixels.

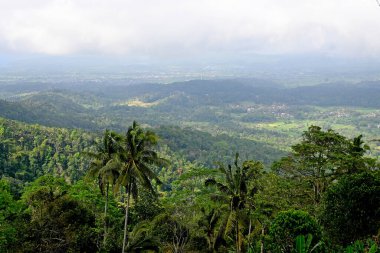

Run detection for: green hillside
[[0, 79, 379, 252]]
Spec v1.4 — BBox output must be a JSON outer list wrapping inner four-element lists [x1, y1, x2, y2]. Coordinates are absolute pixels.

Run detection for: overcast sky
[[0, 0, 380, 60]]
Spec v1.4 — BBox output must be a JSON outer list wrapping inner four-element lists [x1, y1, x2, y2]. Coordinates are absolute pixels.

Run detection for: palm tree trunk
[[248, 218, 252, 251], [122, 184, 131, 253], [248, 218, 252, 239], [260, 227, 264, 253], [103, 183, 109, 245], [236, 220, 240, 253]]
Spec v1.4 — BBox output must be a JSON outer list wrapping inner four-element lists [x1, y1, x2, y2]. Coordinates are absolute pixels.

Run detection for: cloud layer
[[1, 0, 380, 57]]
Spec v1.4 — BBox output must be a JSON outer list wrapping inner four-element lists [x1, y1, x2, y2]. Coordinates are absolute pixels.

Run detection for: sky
[[1, 0, 380, 61]]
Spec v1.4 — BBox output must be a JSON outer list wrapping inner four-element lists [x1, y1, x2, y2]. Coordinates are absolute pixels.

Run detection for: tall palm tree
[[205, 154, 262, 253], [116, 121, 168, 253], [86, 130, 123, 244], [198, 208, 222, 252]]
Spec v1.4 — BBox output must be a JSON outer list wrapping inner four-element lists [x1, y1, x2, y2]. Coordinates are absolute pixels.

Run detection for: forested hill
[[284, 82, 380, 107], [1, 79, 380, 131], [0, 117, 97, 183], [2, 79, 380, 108], [0, 100, 34, 122], [154, 125, 284, 166], [0, 80, 379, 252], [77, 79, 380, 107], [1, 116, 378, 252], [1, 78, 379, 162], [0, 117, 284, 186], [0, 98, 99, 130]]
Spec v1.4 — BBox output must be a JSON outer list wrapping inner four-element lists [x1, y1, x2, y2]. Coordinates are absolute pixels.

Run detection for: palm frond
[[205, 178, 217, 187], [126, 220, 160, 252], [225, 211, 237, 236]]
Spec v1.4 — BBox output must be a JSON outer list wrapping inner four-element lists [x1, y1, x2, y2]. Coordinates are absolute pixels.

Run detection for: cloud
[[0, 0, 380, 57]]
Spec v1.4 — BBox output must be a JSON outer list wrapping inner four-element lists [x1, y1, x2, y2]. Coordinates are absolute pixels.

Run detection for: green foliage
[[2, 79, 380, 165], [21, 175, 70, 209], [155, 126, 284, 167], [85, 129, 124, 247], [0, 117, 96, 183], [269, 210, 322, 253], [0, 92, 379, 253], [273, 125, 375, 205], [116, 121, 167, 194], [254, 172, 313, 221], [152, 212, 191, 253], [95, 121, 168, 252], [205, 154, 264, 253], [20, 175, 98, 252], [294, 234, 323, 253], [345, 240, 378, 253], [125, 220, 160, 252], [321, 171, 380, 246], [0, 179, 23, 251], [69, 180, 123, 251], [196, 208, 223, 252], [0, 93, 99, 130], [130, 189, 164, 224], [86, 129, 123, 195]]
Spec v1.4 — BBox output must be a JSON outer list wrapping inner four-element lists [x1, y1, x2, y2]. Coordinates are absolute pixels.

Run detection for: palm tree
[[125, 220, 160, 252], [347, 134, 372, 173], [116, 121, 168, 253], [205, 153, 262, 253], [86, 130, 123, 244], [198, 208, 223, 252]]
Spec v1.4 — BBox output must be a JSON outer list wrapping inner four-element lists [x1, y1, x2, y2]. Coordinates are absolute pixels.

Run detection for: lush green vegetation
[[0, 79, 379, 252], [1, 79, 379, 159], [0, 117, 96, 183], [1, 117, 379, 252]]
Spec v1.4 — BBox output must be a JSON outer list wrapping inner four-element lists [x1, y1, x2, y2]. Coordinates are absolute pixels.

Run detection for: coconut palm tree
[[347, 134, 374, 173], [198, 208, 223, 252], [205, 153, 262, 253], [116, 121, 168, 253], [86, 130, 123, 244]]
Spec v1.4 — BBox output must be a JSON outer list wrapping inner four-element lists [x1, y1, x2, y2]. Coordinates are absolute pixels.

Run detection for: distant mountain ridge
[[1, 78, 380, 107], [1, 78, 380, 131]]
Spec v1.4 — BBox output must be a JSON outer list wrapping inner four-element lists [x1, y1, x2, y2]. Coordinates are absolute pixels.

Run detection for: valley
[[1, 78, 379, 160]]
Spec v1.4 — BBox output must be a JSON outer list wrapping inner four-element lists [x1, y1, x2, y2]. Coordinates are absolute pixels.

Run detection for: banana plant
[[345, 240, 378, 253], [293, 234, 322, 253], [369, 244, 378, 253]]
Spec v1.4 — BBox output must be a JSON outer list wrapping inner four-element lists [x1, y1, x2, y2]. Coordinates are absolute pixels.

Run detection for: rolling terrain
[[1, 78, 379, 160], [1, 77, 379, 252]]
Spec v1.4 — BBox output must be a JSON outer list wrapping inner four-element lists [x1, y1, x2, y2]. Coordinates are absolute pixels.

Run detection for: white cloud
[[0, 0, 380, 57]]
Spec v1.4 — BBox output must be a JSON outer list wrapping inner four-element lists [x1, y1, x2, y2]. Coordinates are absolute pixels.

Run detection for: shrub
[[320, 171, 380, 246], [269, 209, 322, 253]]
